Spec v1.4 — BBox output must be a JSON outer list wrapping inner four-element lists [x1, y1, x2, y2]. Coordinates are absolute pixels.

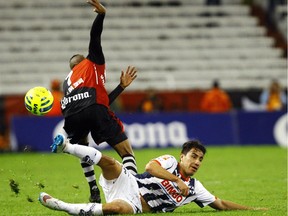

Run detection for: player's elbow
[[145, 163, 153, 173], [145, 160, 158, 174]]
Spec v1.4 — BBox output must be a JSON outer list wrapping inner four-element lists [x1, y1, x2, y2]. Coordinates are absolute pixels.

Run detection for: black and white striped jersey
[[135, 155, 215, 213]]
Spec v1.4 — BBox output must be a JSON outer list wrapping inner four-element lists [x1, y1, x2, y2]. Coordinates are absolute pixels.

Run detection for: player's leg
[[52, 126, 101, 203], [95, 132, 138, 176], [39, 193, 134, 215], [113, 139, 138, 175], [78, 136, 101, 203], [39, 152, 131, 215], [102, 200, 135, 215], [60, 109, 103, 203], [98, 109, 138, 175], [52, 134, 122, 177]]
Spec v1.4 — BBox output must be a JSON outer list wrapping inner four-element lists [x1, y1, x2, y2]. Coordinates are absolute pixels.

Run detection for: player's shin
[[64, 143, 102, 165], [81, 159, 101, 203], [122, 154, 137, 175]]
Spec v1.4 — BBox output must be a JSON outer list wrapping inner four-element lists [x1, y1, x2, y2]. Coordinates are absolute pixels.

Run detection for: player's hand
[[87, 0, 106, 14], [120, 66, 137, 89], [175, 178, 189, 196]]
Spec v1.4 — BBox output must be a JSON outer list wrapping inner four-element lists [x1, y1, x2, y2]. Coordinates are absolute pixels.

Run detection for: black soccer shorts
[[63, 104, 128, 147]]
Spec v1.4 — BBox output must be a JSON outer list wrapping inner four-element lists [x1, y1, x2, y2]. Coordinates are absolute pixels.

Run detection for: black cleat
[[79, 209, 93, 216], [89, 186, 101, 203]]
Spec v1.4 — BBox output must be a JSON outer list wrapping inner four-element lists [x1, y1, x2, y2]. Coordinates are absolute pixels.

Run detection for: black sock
[[122, 154, 137, 175], [81, 161, 97, 192]]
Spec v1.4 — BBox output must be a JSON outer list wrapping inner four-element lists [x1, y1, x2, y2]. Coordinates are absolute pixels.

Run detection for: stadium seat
[[0, 0, 286, 94]]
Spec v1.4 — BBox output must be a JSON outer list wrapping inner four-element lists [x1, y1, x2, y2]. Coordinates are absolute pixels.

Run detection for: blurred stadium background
[[0, 0, 287, 151]]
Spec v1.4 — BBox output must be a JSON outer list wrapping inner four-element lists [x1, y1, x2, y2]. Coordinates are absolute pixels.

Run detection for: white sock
[[66, 203, 103, 215], [64, 144, 102, 165]]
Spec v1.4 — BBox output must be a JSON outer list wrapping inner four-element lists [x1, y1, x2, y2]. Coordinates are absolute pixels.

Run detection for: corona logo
[[124, 121, 188, 148], [61, 92, 90, 109]]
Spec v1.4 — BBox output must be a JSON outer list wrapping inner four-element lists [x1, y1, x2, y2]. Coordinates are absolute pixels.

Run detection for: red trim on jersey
[[152, 159, 161, 166]]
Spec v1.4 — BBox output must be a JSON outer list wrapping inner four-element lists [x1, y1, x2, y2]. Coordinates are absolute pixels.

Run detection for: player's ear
[[180, 153, 184, 162]]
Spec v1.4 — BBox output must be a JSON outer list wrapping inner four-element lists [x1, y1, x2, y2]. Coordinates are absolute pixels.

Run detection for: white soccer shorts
[[99, 167, 142, 214]]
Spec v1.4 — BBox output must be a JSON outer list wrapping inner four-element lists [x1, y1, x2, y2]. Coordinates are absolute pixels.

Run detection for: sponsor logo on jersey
[[61, 91, 90, 109], [67, 78, 84, 94], [161, 180, 183, 202]]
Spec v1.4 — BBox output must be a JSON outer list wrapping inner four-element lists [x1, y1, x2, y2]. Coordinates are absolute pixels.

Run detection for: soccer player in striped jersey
[[40, 139, 267, 215], [51, 0, 138, 204]]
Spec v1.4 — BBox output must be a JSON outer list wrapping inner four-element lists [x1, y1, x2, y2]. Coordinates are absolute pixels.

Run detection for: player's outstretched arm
[[108, 66, 137, 105], [87, 0, 106, 14], [120, 66, 137, 89], [209, 198, 268, 211]]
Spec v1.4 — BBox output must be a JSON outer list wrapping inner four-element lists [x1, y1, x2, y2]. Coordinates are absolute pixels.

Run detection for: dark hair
[[213, 80, 219, 88], [69, 54, 81, 62], [181, 140, 206, 155], [69, 54, 84, 69]]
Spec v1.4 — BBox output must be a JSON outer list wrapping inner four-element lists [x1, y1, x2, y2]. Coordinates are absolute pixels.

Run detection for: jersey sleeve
[[108, 85, 124, 105], [194, 179, 216, 208], [153, 155, 178, 173], [87, 13, 105, 65]]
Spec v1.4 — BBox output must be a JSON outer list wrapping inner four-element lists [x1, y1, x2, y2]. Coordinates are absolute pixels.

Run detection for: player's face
[[180, 148, 204, 177]]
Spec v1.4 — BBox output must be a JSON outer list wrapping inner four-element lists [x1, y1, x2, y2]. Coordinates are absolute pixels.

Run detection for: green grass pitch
[[0, 145, 287, 216]]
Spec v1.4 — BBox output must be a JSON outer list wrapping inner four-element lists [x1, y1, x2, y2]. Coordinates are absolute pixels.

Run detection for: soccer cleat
[[51, 134, 66, 153], [79, 209, 93, 216], [89, 186, 101, 203], [39, 192, 65, 211]]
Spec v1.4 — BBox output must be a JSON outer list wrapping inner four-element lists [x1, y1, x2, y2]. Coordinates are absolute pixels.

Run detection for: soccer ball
[[24, 86, 54, 116]]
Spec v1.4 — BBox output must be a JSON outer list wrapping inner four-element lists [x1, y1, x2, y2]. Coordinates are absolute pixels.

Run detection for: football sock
[[80, 161, 98, 190], [41, 193, 103, 215], [66, 202, 103, 215], [64, 143, 102, 165], [122, 154, 137, 175]]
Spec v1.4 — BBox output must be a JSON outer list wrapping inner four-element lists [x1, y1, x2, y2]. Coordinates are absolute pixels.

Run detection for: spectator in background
[[260, 79, 287, 111], [46, 79, 63, 117], [140, 89, 163, 113], [200, 80, 232, 113]]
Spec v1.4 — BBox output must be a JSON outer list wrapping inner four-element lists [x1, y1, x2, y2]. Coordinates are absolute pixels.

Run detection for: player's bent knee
[[103, 200, 134, 214], [99, 155, 119, 167], [99, 156, 123, 179]]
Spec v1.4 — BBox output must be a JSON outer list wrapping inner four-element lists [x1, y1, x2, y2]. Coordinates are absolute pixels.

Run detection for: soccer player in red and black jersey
[[54, 0, 138, 203]]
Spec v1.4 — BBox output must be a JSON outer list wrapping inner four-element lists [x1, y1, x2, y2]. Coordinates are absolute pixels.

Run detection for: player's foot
[[79, 209, 93, 216], [39, 192, 65, 211], [87, 0, 106, 14], [39, 192, 97, 215], [89, 186, 101, 203], [51, 134, 66, 153]]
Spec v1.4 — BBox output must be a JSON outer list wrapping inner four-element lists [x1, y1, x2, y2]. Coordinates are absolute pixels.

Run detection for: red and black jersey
[[61, 59, 108, 117], [60, 13, 111, 118], [60, 13, 124, 117]]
